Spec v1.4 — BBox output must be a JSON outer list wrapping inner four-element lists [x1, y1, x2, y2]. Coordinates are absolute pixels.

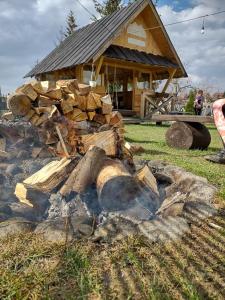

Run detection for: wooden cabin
[[25, 0, 187, 117]]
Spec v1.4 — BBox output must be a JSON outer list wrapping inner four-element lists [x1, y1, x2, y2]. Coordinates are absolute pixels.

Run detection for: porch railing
[[140, 91, 175, 120]]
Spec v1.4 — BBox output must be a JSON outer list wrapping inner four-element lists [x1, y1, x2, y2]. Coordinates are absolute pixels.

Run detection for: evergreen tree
[[93, 0, 123, 17], [185, 90, 196, 114], [64, 10, 77, 38]]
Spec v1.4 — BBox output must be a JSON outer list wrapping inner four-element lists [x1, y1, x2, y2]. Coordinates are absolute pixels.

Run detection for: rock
[[17, 150, 30, 160], [9, 202, 38, 221], [35, 216, 94, 243], [183, 201, 217, 221], [0, 213, 10, 222], [0, 174, 7, 185], [6, 164, 23, 176], [0, 187, 18, 203], [0, 217, 36, 239], [138, 216, 190, 243], [93, 214, 139, 243], [0, 203, 12, 215], [156, 192, 186, 217]]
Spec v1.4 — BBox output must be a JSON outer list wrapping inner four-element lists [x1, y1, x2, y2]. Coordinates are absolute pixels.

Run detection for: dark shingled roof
[[25, 0, 187, 78], [104, 45, 179, 68], [25, 0, 147, 77]]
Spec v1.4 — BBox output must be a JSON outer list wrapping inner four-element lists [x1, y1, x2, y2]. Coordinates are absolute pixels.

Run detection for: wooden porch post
[[140, 92, 146, 119], [161, 69, 176, 94], [94, 56, 104, 81]]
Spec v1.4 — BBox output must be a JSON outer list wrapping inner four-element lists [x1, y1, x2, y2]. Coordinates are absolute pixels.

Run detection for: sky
[[0, 0, 225, 94]]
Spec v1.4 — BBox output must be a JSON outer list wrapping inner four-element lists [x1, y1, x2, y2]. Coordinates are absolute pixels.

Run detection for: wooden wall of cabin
[[112, 9, 162, 56]]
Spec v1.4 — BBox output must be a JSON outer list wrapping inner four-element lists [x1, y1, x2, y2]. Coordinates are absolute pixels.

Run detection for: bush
[[185, 90, 196, 113]]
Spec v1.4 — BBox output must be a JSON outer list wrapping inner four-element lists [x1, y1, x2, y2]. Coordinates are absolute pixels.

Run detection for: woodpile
[[4, 79, 124, 158]]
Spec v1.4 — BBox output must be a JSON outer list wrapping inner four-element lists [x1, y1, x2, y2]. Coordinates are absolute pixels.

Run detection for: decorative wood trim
[[161, 69, 176, 94]]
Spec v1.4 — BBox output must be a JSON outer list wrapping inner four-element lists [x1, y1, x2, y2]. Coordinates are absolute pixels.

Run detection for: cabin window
[[83, 66, 102, 86], [137, 73, 150, 90]]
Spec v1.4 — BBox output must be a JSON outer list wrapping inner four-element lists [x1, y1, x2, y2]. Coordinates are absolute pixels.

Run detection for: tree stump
[[165, 121, 211, 150]]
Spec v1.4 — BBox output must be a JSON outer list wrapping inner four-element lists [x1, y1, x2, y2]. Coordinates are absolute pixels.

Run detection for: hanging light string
[[141, 9, 225, 31]]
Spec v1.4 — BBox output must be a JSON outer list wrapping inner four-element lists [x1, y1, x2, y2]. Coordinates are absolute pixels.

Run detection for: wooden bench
[[151, 114, 215, 150]]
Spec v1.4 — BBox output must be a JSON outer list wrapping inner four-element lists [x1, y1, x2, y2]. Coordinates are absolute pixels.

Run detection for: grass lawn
[[0, 124, 225, 300], [125, 123, 225, 201]]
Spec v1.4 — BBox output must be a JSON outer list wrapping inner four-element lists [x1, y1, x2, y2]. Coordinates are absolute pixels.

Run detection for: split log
[[16, 84, 38, 101], [93, 114, 106, 125], [135, 165, 159, 196], [96, 158, 146, 212], [15, 183, 50, 210], [102, 103, 113, 115], [38, 95, 59, 107], [66, 108, 88, 122], [1, 112, 14, 121], [77, 83, 91, 96], [89, 92, 102, 108], [109, 111, 123, 127], [43, 88, 62, 100], [7, 93, 31, 116], [60, 146, 106, 196], [77, 95, 87, 111], [22, 157, 79, 193], [56, 79, 79, 93], [87, 111, 96, 121], [79, 130, 117, 156], [165, 121, 211, 150], [23, 109, 36, 122], [61, 99, 74, 114]]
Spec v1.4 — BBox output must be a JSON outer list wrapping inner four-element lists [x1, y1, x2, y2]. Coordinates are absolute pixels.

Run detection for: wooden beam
[[94, 56, 104, 81], [151, 114, 214, 124], [161, 69, 176, 94]]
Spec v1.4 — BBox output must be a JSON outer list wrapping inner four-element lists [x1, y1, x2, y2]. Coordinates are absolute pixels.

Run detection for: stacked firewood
[[5, 79, 124, 158]]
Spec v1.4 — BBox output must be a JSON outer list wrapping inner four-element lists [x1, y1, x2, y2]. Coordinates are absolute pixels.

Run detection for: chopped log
[[56, 79, 79, 93], [86, 94, 98, 111], [23, 109, 36, 122], [29, 114, 40, 126], [16, 84, 38, 101], [96, 158, 147, 212], [105, 114, 111, 124], [38, 95, 59, 107], [165, 121, 211, 150], [87, 111, 96, 121], [135, 165, 159, 196], [109, 111, 123, 127], [43, 88, 62, 100], [35, 113, 49, 127], [1, 112, 14, 121], [45, 131, 58, 145], [61, 99, 74, 114], [66, 108, 88, 122], [7, 93, 31, 116], [77, 83, 91, 96], [60, 146, 106, 196], [55, 125, 69, 157], [66, 94, 78, 107], [77, 95, 87, 111], [102, 103, 113, 115], [30, 80, 44, 94], [15, 183, 50, 210], [124, 142, 145, 154], [31, 147, 43, 158], [79, 130, 117, 156], [22, 158, 78, 193], [90, 92, 102, 108], [93, 114, 106, 125]]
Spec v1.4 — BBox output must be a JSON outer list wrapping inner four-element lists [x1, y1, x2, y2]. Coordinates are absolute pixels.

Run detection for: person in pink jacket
[[205, 98, 225, 164]]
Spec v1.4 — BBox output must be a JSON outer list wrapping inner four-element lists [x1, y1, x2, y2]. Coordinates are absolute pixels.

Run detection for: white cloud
[[157, 1, 225, 91]]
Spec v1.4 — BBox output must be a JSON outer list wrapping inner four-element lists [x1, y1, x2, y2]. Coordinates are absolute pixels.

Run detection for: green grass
[[125, 123, 225, 200]]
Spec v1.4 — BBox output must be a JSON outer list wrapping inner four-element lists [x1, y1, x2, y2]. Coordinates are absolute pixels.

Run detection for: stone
[[138, 216, 190, 243], [16, 150, 30, 160], [93, 214, 139, 243], [183, 201, 217, 221], [156, 192, 186, 217], [0, 217, 36, 239], [0, 203, 12, 215], [0, 213, 10, 223], [35, 216, 94, 243], [6, 164, 23, 176], [9, 202, 38, 221]]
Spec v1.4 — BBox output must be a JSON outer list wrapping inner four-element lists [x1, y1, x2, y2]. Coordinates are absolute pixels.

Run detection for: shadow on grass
[[125, 137, 162, 145]]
